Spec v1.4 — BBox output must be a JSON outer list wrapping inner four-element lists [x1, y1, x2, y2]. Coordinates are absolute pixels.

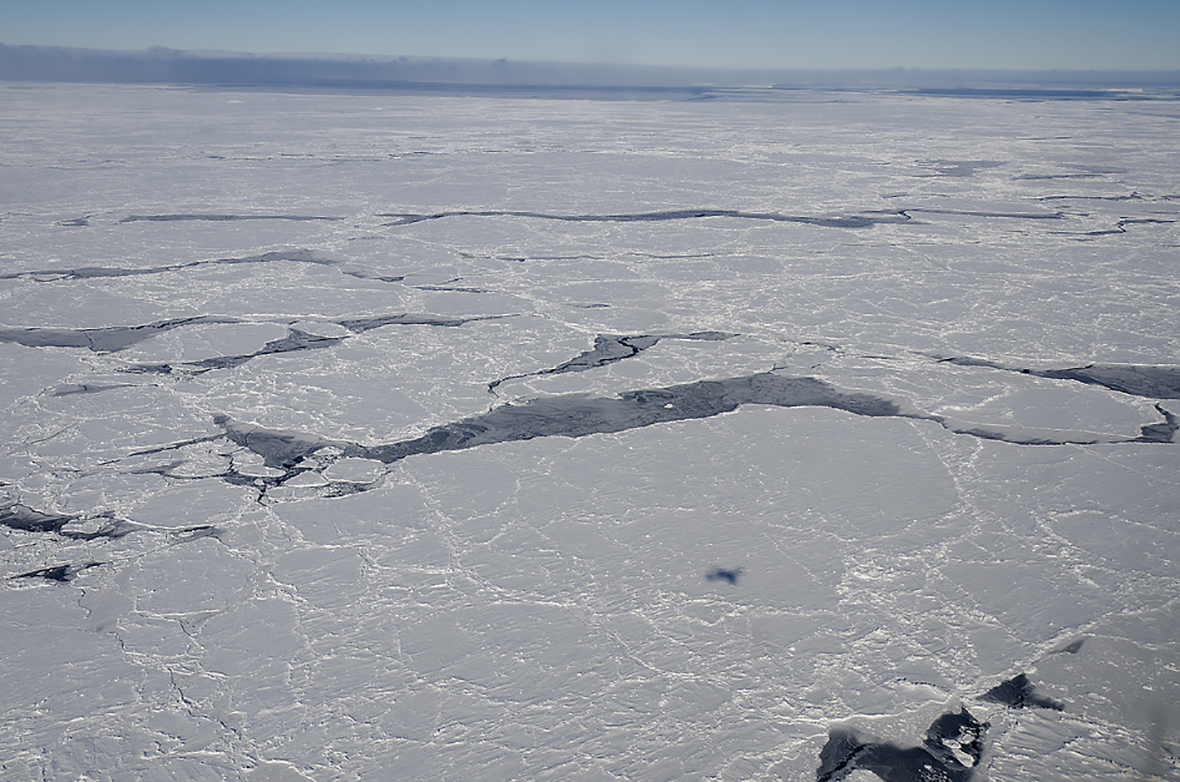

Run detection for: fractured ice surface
[[2, 83, 1178, 782]]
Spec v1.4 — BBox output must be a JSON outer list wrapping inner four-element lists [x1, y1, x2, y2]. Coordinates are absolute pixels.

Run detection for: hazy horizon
[[4, 41, 1180, 95], [4, 0, 1180, 72]]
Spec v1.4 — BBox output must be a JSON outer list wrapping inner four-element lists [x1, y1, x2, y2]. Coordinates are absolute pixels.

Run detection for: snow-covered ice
[[1, 83, 1178, 781]]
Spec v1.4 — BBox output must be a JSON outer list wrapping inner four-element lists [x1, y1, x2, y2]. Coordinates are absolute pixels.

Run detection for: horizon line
[[4, 42, 1180, 95]]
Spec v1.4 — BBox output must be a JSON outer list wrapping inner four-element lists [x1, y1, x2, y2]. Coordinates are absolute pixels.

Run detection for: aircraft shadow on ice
[[705, 568, 743, 585]]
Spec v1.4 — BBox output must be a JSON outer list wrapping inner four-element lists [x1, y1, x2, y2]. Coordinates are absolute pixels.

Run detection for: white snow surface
[[1, 83, 1178, 781]]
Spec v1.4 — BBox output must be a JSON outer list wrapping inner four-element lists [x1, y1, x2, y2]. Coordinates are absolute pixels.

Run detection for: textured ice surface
[[1, 83, 1178, 782]]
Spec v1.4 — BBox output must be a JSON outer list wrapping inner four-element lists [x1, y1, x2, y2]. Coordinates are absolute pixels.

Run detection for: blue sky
[[3, 0, 1179, 71]]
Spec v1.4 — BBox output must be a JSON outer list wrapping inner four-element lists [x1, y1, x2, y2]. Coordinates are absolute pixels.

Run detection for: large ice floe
[[1, 82, 1178, 781]]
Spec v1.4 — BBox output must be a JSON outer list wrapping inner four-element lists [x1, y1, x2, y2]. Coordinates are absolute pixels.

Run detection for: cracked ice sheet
[[2, 84, 1179, 782], [10, 408, 1174, 781]]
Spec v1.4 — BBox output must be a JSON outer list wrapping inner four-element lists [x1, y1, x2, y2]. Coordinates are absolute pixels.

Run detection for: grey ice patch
[[379, 208, 909, 229], [214, 415, 346, 469], [358, 373, 913, 465], [183, 328, 347, 372], [0, 316, 241, 353], [816, 708, 988, 782], [338, 268, 408, 283], [119, 214, 343, 223], [1016, 164, 1128, 181], [1015, 173, 1104, 181], [900, 207, 1063, 220], [932, 356, 1180, 399], [188, 374, 909, 477], [161, 314, 504, 376], [0, 265, 148, 281], [912, 87, 1126, 100], [0, 249, 348, 283], [0, 502, 73, 535], [11, 562, 103, 583], [1134, 405, 1178, 444], [211, 368, 1174, 481], [918, 160, 1004, 177], [335, 313, 497, 332], [1038, 193, 1145, 202], [1084, 218, 1177, 237], [488, 331, 737, 393], [0, 501, 138, 540], [980, 674, 1064, 711], [120, 326, 361, 375], [374, 369, 1172, 466], [51, 383, 136, 397], [1033, 363, 1180, 397], [172, 525, 222, 543], [412, 283, 487, 293]]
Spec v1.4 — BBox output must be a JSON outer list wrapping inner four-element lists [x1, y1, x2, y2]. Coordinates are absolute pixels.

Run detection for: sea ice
[[1, 81, 1177, 782]]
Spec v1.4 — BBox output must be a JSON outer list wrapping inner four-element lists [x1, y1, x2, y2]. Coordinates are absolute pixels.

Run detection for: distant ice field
[[1, 83, 1178, 781]]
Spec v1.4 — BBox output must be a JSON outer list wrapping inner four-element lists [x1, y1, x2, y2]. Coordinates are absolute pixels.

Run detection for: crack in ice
[[930, 355, 1180, 399], [188, 371, 1175, 490], [379, 208, 911, 229], [487, 331, 736, 394]]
